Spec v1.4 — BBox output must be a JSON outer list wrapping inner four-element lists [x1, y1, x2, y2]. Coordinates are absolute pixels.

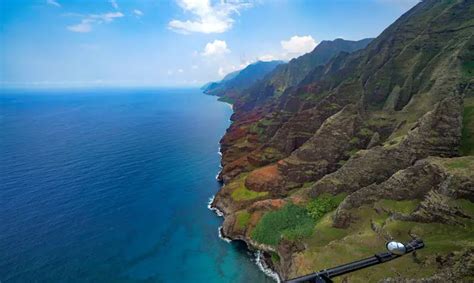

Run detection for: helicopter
[[285, 239, 425, 283]]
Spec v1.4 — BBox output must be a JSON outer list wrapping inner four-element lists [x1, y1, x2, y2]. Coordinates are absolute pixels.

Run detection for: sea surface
[[0, 88, 273, 282]]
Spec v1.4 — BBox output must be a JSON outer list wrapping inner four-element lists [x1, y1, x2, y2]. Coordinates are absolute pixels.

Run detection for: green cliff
[[210, 0, 474, 281]]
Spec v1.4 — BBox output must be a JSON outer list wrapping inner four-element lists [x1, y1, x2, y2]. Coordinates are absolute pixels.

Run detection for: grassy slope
[[292, 199, 474, 282], [229, 174, 268, 201], [460, 97, 474, 155]]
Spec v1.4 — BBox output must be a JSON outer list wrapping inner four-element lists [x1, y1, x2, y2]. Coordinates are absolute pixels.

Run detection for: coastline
[[207, 95, 281, 282], [207, 195, 281, 282]]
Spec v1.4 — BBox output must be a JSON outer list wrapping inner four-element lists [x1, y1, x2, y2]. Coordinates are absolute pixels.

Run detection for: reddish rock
[[245, 164, 284, 192]]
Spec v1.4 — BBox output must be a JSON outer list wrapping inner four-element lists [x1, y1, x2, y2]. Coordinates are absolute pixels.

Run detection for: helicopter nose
[[386, 241, 407, 255]]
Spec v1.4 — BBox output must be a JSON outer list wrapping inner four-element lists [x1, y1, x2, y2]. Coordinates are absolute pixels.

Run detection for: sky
[[0, 0, 420, 88]]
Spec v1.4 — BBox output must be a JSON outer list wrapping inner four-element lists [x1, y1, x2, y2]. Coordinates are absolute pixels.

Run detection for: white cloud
[[281, 35, 317, 55], [177, 68, 184, 73], [201, 40, 230, 56], [92, 12, 124, 23], [217, 62, 246, 78], [68, 19, 94, 33], [253, 35, 318, 62], [67, 12, 124, 33], [192, 65, 199, 69], [109, 0, 119, 10], [133, 9, 144, 17], [258, 54, 277, 62], [169, 0, 252, 34], [218, 67, 228, 77], [46, 0, 61, 7]]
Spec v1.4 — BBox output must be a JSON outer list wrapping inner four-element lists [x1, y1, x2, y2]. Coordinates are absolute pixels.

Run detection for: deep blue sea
[[0, 88, 273, 282]]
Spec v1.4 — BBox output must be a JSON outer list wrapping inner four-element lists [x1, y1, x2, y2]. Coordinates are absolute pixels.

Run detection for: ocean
[[0, 88, 274, 282]]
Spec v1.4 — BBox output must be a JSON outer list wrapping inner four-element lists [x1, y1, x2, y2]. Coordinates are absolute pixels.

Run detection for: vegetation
[[440, 157, 474, 178], [306, 193, 346, 221], [298, 202, 474, 282], [461, 60, 474, 78], [217, 96, 235, 104], [229, 174, 268, 201], [358, 128, 374, 138], [445, 159, 471, 169], [235, 210, 251, 229], [251, 203, 314, 245], [460, 97, 474, 155], [377, 199, 419, 214], [251, 195, 347, 246], [231, 185, 268, 201], [270, 251, 280, 264]]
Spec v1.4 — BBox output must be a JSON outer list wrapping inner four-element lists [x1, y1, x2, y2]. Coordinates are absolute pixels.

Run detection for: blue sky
[[0, 0, 419, 87]]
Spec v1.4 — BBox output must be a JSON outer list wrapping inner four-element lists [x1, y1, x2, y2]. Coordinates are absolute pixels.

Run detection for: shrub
[[251, 203, 314, 245], [270, 252, 280, 264], [306, 194, 346, 221], [460, 102, 474, 156]]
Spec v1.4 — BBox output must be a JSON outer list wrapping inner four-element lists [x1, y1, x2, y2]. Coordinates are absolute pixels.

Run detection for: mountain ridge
[[209, 0, 474, 281], [202, 60, 283, 102]]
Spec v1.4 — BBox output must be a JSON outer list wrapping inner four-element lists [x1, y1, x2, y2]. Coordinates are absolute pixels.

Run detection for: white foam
[[224, 102, 233, 110], [217, 226, 232, 243], [255, 250, 281, 282], [208, 195, 280, 281], [207, 195, 224, 217]]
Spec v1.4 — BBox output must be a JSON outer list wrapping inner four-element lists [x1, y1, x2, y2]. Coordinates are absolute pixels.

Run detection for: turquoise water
[[0, 88, 273, 282]]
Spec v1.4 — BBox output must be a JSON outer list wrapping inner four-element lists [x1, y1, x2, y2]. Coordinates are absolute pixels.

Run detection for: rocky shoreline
[[205, 1, 474, 281], [208, 194, 281, 282]]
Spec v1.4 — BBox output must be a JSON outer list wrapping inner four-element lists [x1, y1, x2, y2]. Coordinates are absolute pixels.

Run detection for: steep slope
[[202, 60, 283, 102], [264, 38, 373, 96], [211, 0, 474, 282]]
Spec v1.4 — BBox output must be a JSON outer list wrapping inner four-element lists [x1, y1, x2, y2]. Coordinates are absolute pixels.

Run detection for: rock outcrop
[[209, 0, 474, 281]]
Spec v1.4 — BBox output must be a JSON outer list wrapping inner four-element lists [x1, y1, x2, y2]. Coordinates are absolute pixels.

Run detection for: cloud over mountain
[[168, 0, 252, 34]]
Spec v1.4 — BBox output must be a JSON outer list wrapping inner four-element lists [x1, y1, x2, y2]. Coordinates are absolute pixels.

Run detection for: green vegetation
[[461, 60, 474, 78], [298, 202, 474, 282], [270, 251, 280, 264], [358, 128, 374, 138], [251, 195, 347, 246], [231, 185, 268, 201], [228, 174, 268, 201], [251, 203, 314, 245], [248, 118, 275, 138], [376, 199, 419, 214], [302, 181, 314, 188], [460, 97, 474, 155], [346, 148, 360, 157], [349, 137, 360, 146], [438, 157, 474, 178], [306, 193, 347, 221], [235, 210, 251, 229], [217, 96, 235, 104], [306, 212, 349, 247], [453, 198, 474, 217], [445, 159, 470, 169]]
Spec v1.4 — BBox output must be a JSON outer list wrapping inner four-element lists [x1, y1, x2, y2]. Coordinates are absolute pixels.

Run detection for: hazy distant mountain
[[202, 60, 283, 102]]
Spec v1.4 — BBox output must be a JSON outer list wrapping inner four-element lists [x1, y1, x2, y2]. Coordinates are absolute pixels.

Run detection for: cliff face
[[211, 0, 474, 281], [259, 38, 373, 96]]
